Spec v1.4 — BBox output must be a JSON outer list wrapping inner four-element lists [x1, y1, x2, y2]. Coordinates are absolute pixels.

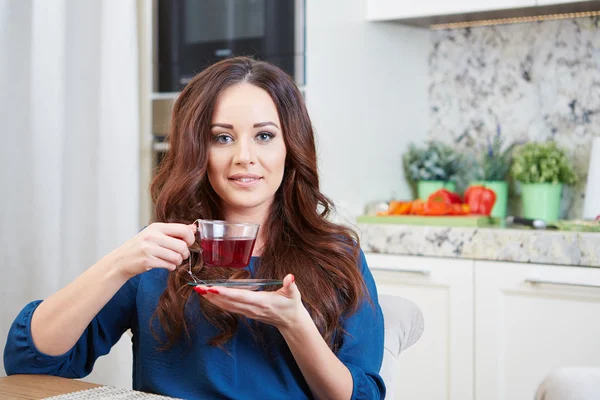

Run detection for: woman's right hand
[[109, 222, 197, 279]]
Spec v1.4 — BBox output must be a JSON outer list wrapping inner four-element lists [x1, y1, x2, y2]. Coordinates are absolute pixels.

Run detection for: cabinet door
[[366, 253, 474, 400], [365, 0, 536, 21], [475, 261, 600, 400]]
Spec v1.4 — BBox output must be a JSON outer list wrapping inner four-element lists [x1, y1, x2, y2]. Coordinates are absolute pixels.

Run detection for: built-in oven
[[157, 0, 305, 92]]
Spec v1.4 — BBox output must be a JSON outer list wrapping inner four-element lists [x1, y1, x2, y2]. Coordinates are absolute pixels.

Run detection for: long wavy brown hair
[[150, 56, 366, 352]]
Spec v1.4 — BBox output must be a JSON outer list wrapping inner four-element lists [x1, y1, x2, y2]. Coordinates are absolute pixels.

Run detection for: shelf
[[150, 92, 180, 100]]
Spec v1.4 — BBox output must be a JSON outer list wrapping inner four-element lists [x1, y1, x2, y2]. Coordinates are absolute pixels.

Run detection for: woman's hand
[[194, 274, 307, 331], [109, 222, 196, 279]]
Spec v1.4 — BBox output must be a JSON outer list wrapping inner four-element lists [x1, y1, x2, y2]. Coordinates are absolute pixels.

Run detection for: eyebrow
[[210, 122, 280, 130], [253, 121, 279, 129]]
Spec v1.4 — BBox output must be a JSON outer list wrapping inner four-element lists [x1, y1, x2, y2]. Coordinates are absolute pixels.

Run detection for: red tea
[[201, 237, 256, 268]]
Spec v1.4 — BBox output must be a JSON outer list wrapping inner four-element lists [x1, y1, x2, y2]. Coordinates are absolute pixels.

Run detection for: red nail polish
[[194, 287, 207, 295], [291, 274, 295, 284], [207, 288, 219, 294]]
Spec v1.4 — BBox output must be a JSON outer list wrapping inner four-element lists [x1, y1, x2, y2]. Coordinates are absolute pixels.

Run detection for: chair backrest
[[379, 294, 424, 399]]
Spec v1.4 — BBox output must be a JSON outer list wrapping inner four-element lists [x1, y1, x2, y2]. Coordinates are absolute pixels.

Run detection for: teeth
[[235, 178, 256, 182]]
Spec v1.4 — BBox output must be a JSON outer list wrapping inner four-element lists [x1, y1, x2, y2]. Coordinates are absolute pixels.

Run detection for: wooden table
[[0, 375, 100, 399]]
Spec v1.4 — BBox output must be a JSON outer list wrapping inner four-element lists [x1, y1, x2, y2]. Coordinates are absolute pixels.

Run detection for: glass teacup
[[186, 219, 282, 291], [194, 219, 259, 268]]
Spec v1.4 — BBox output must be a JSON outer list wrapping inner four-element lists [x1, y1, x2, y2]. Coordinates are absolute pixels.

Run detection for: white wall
[[305, 0, 430, 222], [0, 1, 139, 388]]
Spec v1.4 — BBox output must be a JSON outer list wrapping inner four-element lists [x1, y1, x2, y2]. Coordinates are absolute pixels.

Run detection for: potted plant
[[470, 124, 518, 218], [403, 140, 463, 200], [510, 141, 578, 222]]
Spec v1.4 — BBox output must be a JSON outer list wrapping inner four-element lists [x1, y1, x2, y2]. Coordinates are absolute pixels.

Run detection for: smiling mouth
[[228, 176, 263, 187], [230, 177, 261, 183]]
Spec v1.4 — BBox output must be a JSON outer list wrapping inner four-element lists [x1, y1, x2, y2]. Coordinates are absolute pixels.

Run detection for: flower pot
[[417, 180, 456, 200], [520, 183, 563, 222], [470, 181, 509, 218]]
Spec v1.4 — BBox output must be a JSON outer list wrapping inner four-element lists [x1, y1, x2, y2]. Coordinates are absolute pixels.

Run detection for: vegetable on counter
[[425, 189, 469, 216], [428, 188, 462, 204], [378, 188, 470, 217], [377, 186, 497, 217], [464, 185, 496, 216]]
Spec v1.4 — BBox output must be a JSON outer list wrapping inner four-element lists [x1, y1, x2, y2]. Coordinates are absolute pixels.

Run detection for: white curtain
[[0, 0, 140, 388]]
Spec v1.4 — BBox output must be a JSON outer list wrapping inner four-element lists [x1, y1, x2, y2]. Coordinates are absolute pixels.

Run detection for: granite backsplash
[[429, 16, 600, 219]]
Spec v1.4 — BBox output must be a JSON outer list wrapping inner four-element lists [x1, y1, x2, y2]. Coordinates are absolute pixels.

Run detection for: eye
[[256, 132, 274, 142], [213, 134, 233, 144]]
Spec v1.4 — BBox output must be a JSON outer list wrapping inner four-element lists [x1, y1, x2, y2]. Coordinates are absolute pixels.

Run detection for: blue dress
[[4, 250, 385, 399]]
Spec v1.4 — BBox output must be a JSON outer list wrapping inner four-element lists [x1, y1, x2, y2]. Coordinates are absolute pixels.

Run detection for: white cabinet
[[366, 253, 474, 400], [365, 0, 536, 21], [367, 253, 600, 400], [475, 261, 600, 400]]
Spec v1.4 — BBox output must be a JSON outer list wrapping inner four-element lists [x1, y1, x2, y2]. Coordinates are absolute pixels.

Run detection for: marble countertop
[[357, 223, 600, 268]]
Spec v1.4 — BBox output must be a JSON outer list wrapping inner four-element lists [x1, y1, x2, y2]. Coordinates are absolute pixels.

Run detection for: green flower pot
[[417, 180, 456, 200], [520, 183, 563, 222], [470, 181, 509, 218]]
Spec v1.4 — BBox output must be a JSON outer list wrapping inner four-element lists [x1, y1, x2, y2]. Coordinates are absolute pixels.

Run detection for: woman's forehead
[[212, 83, 280, 126]]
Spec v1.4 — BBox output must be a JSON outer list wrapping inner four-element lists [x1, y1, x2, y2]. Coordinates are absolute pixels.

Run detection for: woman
[[4, 57, 385, 399]]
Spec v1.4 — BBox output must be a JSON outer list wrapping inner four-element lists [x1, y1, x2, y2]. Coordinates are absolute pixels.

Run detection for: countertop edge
[[357, 223, 600, 268]]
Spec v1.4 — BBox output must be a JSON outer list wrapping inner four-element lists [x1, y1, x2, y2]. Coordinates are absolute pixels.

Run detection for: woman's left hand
[[193, 274, 306, 330]]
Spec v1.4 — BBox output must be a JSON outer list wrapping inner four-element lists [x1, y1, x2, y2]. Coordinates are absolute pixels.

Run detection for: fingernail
[[194, 287, 207, 295], [291, 274, 295, 284], [207, 288, 219, 294]]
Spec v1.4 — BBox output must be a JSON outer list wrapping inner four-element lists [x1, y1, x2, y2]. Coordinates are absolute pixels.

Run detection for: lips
[[228, 173, 262, 187]]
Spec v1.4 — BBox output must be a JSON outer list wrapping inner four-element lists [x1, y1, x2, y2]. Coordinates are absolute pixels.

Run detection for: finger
[[151, 246, 185, 267], [194, 286, 274, 310], [155, 234, 191, 260], [278, 274, 299, 299], [148, 254, 177, 271], [154, 223, 196, 246]]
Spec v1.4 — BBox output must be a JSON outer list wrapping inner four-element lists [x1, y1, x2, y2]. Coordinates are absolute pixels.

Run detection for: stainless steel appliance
[[157, 0, 305, 92]]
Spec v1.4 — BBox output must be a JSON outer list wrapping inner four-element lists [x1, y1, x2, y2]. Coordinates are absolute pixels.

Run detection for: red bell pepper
[[428, 188, 462, 205], [425, 189, 462, 216], [464, 185, 496, 216]]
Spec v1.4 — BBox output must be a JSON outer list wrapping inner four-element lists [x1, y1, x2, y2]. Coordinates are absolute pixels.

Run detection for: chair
[[535, 367, 600, 400], [379, 294, 425, 399]]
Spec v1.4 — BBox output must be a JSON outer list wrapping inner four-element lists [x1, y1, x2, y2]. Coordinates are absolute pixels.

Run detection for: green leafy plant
[[511, 141, 578, 184], [403, 140, 463, 183], [474, 124, 519, 181]]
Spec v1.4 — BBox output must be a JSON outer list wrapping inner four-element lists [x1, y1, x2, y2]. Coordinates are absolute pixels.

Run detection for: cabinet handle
[[525, 278, 600, 289], [371, 266, 430, 275]]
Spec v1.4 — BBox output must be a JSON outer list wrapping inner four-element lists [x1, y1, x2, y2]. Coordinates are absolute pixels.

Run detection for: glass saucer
[[187, 279, 283, 291]]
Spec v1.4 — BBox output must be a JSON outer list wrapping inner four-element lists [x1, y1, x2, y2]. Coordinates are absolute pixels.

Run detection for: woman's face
[[207, 83, 287, 214]]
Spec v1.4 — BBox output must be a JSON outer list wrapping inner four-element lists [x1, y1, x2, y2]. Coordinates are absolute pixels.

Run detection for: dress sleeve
[[336, 249, 386, 399], [3, 275, 140, 378]]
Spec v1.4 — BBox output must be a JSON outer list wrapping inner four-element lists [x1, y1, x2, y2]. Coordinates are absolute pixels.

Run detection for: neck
[[222, 201, 272, 256]]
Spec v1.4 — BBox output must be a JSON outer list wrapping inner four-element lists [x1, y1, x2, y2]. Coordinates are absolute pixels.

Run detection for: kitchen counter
[[357, 223, 600, 267]]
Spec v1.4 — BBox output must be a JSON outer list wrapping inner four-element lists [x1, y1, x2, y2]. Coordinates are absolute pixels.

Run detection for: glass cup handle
[[187, 219, 204, 283], [193, 219, 201, 237]]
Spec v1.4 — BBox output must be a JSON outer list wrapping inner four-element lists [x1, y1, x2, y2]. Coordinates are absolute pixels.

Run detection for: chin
[[226, 194, 273, 210]]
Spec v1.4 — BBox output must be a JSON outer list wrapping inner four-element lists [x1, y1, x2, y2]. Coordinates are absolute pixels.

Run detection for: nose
[[233, 136, 256, 166]]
